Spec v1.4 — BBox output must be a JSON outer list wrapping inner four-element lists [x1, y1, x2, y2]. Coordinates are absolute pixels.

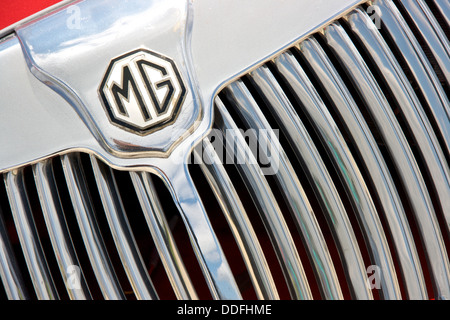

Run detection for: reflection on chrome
[[0, 0, 448, 300]]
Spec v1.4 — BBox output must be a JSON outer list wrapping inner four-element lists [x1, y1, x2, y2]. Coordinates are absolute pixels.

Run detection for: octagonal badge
[[99, 49, 187, 135]]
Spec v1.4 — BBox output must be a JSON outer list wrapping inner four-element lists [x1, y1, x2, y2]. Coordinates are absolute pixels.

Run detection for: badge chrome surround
[[99, 49, 187, 135]]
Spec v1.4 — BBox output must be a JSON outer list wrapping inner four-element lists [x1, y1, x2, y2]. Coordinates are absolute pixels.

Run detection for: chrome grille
[[203, 0, 449, 299], [0, 154, 200, 300], [0, 0, 449, 300]]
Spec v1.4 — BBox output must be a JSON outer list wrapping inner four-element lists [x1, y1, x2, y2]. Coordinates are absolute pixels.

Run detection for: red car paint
[[0, 0, 62, 30]]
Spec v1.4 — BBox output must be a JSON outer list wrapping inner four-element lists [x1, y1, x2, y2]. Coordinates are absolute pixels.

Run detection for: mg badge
[[99, 49, 187, 135]]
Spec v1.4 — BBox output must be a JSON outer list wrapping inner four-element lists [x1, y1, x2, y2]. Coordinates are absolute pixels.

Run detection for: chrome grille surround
[[0, 0, 448, 300]]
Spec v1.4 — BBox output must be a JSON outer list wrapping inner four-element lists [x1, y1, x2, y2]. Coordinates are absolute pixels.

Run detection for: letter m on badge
[[99, 49, 187, 135]]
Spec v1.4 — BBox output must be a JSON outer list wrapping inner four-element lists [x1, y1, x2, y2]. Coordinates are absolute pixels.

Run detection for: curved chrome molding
[[223, 81, 343, 300], [298, 37, 427, 299], [194, 140, 279, 300], [248, 64, 372, 299], [16, 0, 200, 158], [215, 97, 312, 300], [323, 21, 450, 299], [0, 0, 366, 174], [273, 51, 400, 299], [61, 154, 125, 300], [3, 170, 59, 300], [154, 162, 242, 300], [33, 160, 91, 300], [346, 6, 450, 245], [90, 155, 159, 300], [0, 207, 29, 299], [372, 0, 449, 156], [399, 0, 449, 86], [129, 171, 198, 300]]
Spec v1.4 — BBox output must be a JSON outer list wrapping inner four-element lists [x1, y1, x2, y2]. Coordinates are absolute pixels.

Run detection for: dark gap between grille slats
[[292, 42, 407, 299], [78, 153, 136, 300], [112, 169, 176, 300], [264, 57, 379, 299], [51, 157, 102, 299], [0, 273, 6, 299], [149, 173, 213, 300], [21, 166, 69, 299], [188, 162, 257, 299]]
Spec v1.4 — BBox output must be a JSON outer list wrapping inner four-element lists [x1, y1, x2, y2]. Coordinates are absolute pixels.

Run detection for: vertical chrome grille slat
[[273, 51, 401, 299], [216, 97, 313, 300], [248, 65, 372, 299], [61, 154, 125, 300], [33, 160, 91, 300], [374, 0, 450, 156], [399, 0, 450, 85], [164, 164, 242, 300], [194, 139, 279, 300], [347, 7, 450, 239], [432, 0, 450, 25], [298, 36, 427, 299], [0, 207, 29, 299], [3, 170, 58, 300], [130, 171, 198, 300], [224, 80, 343, 300], [89, 155, 158, 300], [323, 22, 450, 299]]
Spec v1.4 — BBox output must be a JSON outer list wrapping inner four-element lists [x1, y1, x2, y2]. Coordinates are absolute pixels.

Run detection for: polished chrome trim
[[0, 0, 447, 300], [195, 139, 279, 300], [249, 65, 371, 299], [273, 52, 400, 299], [432, 0, 450, 24], [33, 160, 91, 300], [398, 0, 449, 85], [61, 154, 125, 300], [224, 81, 343, 300], [3, 170, 58, 299], [130, 171, 198, 300], [298, 36, 427, 299], [216, 97, 313, 300], [373, 0, 449, 156], [0, 0, 367, 174], [347, 6, 450, 244], [323, 22, 450, 299], [160, 163, 242, 300], [0, 208, 29, 299], [90, 155, 158, 300]]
